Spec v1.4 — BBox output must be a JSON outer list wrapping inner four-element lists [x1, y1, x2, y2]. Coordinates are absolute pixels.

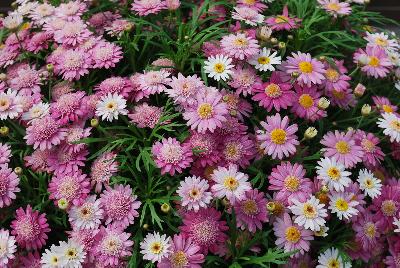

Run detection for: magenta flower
[[186, 131, 220, 167], [55, 48, 91, 81], [354, 46, 393, 78], [354, 130, 385, 167], [158, 234, 205, 268], [322, 60, 351, 92], [318, 0, 352, 17], [26, 32, 51, 53], [0, 164, 20, 208], [268, 162, 313, 205], [252, 72, 295, 112], [24, 149, 52, 173], [326, 87, 356, 110], [228, 65, 261, 97], [90, 152, 119, 193], [47, 147, 88, 175], [180, 207, 228, 254], [352, 211, 381, 251], [291, 84, 327, 122], [183, 91, 228, 133], [273, 213, 313, 257], [152, 137, 193, 176], [11, 205, 50, 250], [257, 113, 299, 160], [233, 189, 268, 233], [100, 184, 141, 228], [219, 134, 256, 168], [220, 32, 259, 60], [91, 42, 123, 69], [48, 170, 90, 206], [266, 6, 301, 31], [50, 91, 88, 124], [283, 52, 326, 87], [321, 130, 364, 168], [371, 186, 400, 231], [237, 0, 267, 12], [20, 251, 41, 268], [24, 116, 68, 150], [94, 76, 133, 98], [128, 103, 163, 129], [131, 0, 167, 16], [372, 96, 398, 115]]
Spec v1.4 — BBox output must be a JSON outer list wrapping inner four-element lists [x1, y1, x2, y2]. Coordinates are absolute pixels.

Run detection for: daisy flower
[[54, 20, 91, 46], [233, 189, 268, 233], [321, 130, 364, 168], [140, 232, 171, 263], [211, 164, 252, 204], [353, 46, 393, 78], [268, 162, 313, 205], [354, 130, 385, 167], [100, 184, 141, 228], [377, 113, 400, 143], [10, 66, 42, 96], [57, 239, 86, 268], [158, 234, 205, 268], [316, 248, 351, 268], [138, 70, 171, 95], [183, 91, 228, 133], [322, 60, 351, 92], [3, 13, 23, 30], [90, 152, 119, 193], [0, 229, 17, 267], [316, 157, 351, 192], [50, 91, 88, 124], [179, 207, 228, 254], [55, 48, 91, 81], [0, 164, 20, 209], [252, 71, 294, 111], [21, 102, 50, 122], [11, 205, 50, 250], [176, 176, 212, 212], [328, 192, 359, 220], [266, 5, 301, 31], [166, 73, 205, 106], [273, 213, 314, 257], [372, 96, 398, 114], [370, 185, 400, 230], [0, 90, 23, 120], [357, 169, 382, 199], [186, 131, 221, 167], [0, 143, 11, 165], [237, 0, 267, 12], [228, 65, 261, 96], [283, 52, 326, 87], [68, 195, 104, 230], [248, 47, 282, 72], [232, 7, 264, 26], [95, 93, 128, 122], [364, 32, 399, 53], [131, 0, 167, 16], [352, 212, 381, 251], [152, 137, 193, 176], [220, 32, 259, 60], [289, 196, 328, 231], [204, 54, 234, 81], [326, 87, 356, 110], [47, 147, 88, 175], [128, 103, 163, 129], [219, 134, 256, 169], [0, 47, 18, 68], [318, 0, 352, 17], [257, 113, 299, 160], [91, 42, 123, 69]]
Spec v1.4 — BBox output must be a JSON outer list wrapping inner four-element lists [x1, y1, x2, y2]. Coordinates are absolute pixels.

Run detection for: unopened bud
[[266, 201, 276, 212], [257, 26, 272, 42], [142, 223, 149, 230], [318, 97, 330, 110], [291, 71, 299, 78], [165, 0, 180, 10], [347, 127, 354, 132], [46, 64, 54, 73], [287, 34, 294, 40], [278, 42, 286, 49], [304, 127, 318, 140], [361, 104, 371, 116], [229, 110, 237, 116], [321, 185, 329, 193], [58, 198, 69, 210], [270, 37, 278, 44], [161, 203, 170, 213], [0, 73, 7, 81], [222, 198, 230, 207], [90, 118, 99, 127], [354, 83, 366, 97], [0, 126, 9, 136], [14, 167, 22, 175], [319, 56, 326, 61]]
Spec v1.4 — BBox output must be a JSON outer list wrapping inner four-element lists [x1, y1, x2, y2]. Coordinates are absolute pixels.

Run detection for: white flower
[[68, 195, 104, 230], [21, 102, 50, 122], [314, 226, 329, 237], [357, 169, 382, 199], [388, 51, 400, 66], [316, 157, 352, 192], [248, 47, 282, 72], [328, 192, 359, 220], [95, 93, 128, 122], [176, 176, 212, 212], [3, 13, 23, 30], [316, 247, 352, 268], [289, 195, 328, 231], [377, 113, 400, 143], [204, 54, 234, 81], [364, 32, 399, 53], [232, 7, 264, 26], [211, 164, 252, 204], [0, 90, 23, 120], [140, 232, 171, 263], [57, 239, 86, 268], [393, 217, 400, 232], [0, 229, 17, 267], [41, 245, 62, 268]]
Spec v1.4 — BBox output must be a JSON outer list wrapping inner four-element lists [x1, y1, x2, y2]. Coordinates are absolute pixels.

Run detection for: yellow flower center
[[0, 98, 10, 111], [284, 175, 300, 192], [363, 178, 374, 189], [258, 56, 271, 65], [150, 242, 163, 254], [189, 188, 199, 199], [368, 56, 380, 67], [298, 61, 313, 74], [242, 0, 256, 4], [327, 3, 341, 12], [285, 226, 301, 243], [241, 199, 259, 215], [327, 167, 341, 181], [170, 251, 188, 268], [298, 94, 314, 108], [106, 101, 117, 110], [382, 104, 394, 113], [361, 139, 375, 152], [265, 83, 282, 98], [332, 90, 345, 100], [275, 15, 289, 24], [325, 68, 340, 82], [381, 200, 397, 216], [270, 128, 287, 145], [335, 198, 349, 211], [51, 256, 59, 264], [213, 63, 225, 73], [375, 37, 388, 47], [364, 222, 376, 238], [390, 120, 400, 131], [197, 103, 213, 119], [327, 259, 340, 268], [303, 203, 317, 218], [234, 37, 249, 47], [335, 140, 350, 154], [66, 248, 78, 259], [224, 176, 239, 191]]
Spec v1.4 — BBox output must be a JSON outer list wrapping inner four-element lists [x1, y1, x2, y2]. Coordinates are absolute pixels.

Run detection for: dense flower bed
[[0, 0, 400, 267]]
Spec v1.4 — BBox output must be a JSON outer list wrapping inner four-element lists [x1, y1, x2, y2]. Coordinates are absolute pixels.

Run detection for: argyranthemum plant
[[0, 0, 399, 267]]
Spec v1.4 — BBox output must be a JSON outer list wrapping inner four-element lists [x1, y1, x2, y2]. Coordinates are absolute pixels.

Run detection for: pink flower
[[228, 65, 261, 96], [252, 72, 295, 112], [237, 0, 267, 12], [92, 226, 133, 266], [10, 66, 42, 96], [24, 149, 52, 172], [321, 130, 364, 168], [233, 189, 268, 233], [177, 176, 212, 212], [55, 1, 87, 19], [352, 211, 381, 251], [186, 131, 220, 167], [282, 52, 326, 87], [100, 184, 141, 228], [232, 7, 264, 26], [322, 60, 351, 92], [62, 125, 91, 154], [257, 113, 299, 160], [55, 48, 91, 81], [94, 77, 133, 98], [105, 19, 134, 37], [268, 162, 313, 205], [47, 147, 88, 175], [180, 207, 228, 254], [0, 143, 11, 165], [129, 103, 163, 128], [20, 251, 41, 268], [220, 90, 252, 121], [371, 186, 400, 231], [131, 0, 167, 16], [24, 116, 68, 150], [90, 152, 119, 193], [138, 70, 171, 95], [326, 87, 356, 110], [0, 228, 16, 266], [152, 137, 193, 176], [372, 96, 398, 115], [183, 91, 228, 134], [54, 20, 92, 46], [50, 91, 88, 124], [166, 73, 205, 106], [354, 46, 393, 78], [51, 81, 75, 101], [266, 6, 301, 31], [354, 130, 385, 167], [219, 134, 255, 168], [220, 32, 259, 60], [0, 90, 23, 120], [91, 42, 123, 69], [291, 84, 327, 121], [0, 164, 20, 208], [318, 0, 352, 17], [273, 213, 313, 257], [11, 205, 50, 250], [0, 46, 18, 68], [48, 170, 90, 206]]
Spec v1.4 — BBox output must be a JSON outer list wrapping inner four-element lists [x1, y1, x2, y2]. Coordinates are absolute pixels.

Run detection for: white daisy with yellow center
[[357, 169, 382, 199], [95, 92, 128, 122], [377, 112, 400, 143], [316, 157, 352, 192], [328, 192, 359, 220], [204, 54, 234, 81], [57, 239, 86, 268], [289, 196, 328, 231], [140, 232, 171, 263], [248, 47, 282, 72], [316, 247, 351, 268]]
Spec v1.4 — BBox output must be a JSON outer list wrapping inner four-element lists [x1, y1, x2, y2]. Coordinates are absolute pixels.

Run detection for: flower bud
[[266, 201, 276, 212], [291, 71, 299, 78], [270, 37, 278, 44], [257, 26, 272, 42], [304, 127, 318, 140], [166, 0, 180, 10], [58, 198, 69, 210], [318, 97, 330, 110], [161, 203, 170, 213], [287, 34, 294, 40], [278, 42, 286, 49], [142, 223, 149, 230], [314, 226, 329, 237], [354, 83, 366, 97], [46, 64, 54, 73], [0, 73, 7, 81], [361, 104, 371, 116], [14, 167, 22, 175], [0, 126, 9, 136], [319, 56, 326, 61], [321, 185, 329, 193], [347, 127, 354, 132], [90, 118, 99, 127]]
